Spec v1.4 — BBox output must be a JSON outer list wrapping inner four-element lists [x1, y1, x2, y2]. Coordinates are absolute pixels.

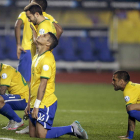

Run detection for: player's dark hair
[[48, 32, 58, 50], [33, 0, 48, 11], [114, 71, 130, 82], [24, 5, 42, 15]]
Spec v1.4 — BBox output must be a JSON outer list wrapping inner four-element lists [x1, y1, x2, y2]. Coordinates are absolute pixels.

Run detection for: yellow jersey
[[17, 12, 57, 51], [37, 19, 56, 36], [0, 64, 29, 102], [30, 51, 57, 108], [123, 81, 140, 106]]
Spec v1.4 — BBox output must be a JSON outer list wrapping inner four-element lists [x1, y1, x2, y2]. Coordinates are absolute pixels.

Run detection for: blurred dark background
[[1, 0, 140, 73]]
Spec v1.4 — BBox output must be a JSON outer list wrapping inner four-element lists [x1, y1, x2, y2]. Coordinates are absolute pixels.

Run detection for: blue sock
[[0, 104, 21, 122], [46, 125, 73, 138], [128, 110, 140, 122]]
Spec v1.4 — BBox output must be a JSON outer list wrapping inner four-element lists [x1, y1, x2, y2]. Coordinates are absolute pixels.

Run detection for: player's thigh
[[127, 104, 140, 111], [29, 119, 36, 137], [36, 122, 48, 138], [1, 94, 27, 110]]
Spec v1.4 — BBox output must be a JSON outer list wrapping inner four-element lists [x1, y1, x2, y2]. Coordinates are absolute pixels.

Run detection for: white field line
[[58, 109, 124, 114], [0, 138, 16, 140]]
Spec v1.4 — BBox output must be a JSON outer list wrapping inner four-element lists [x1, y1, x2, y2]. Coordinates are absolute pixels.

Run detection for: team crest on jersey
[[124, 96, 130, 102], [39, 29, 45, 35], [43, 65, 49, 71], [2, 73, 7, 79]]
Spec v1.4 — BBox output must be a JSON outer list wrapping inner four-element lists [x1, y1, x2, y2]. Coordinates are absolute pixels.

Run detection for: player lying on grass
[[112, 71, 140, 139], [24, 32, 88, 139], [0, 63, 29, 130]]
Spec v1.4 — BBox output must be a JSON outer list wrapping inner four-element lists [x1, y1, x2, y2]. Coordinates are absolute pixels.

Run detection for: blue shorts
[[17, 50, 32, 82], [29, 101, 57, 130], [1, 94, 27, 110]]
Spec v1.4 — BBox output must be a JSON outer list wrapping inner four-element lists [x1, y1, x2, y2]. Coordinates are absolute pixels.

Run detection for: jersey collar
[[38, 50, 50, 57]]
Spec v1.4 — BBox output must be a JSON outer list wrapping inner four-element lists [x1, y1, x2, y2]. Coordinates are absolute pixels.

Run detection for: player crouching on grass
[[112, 71, 140, 139], [24, 32, 88, 139], [0, 63, 29, 130]]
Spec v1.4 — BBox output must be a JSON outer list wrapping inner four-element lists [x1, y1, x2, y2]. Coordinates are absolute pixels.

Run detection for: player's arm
[[30, 24, 37, 45], [119, 116, 135, 139], [25, 84, 31, 116], [15, 19, 26, 59], [53, 23, 63, 39], [0, 86, 7, 95], [32, 78, 47, 119]]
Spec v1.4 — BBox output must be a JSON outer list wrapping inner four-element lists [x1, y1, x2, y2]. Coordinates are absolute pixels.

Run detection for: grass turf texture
[[0, 83, 140, 140]]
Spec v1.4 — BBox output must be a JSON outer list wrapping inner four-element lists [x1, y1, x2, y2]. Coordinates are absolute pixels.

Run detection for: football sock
[[0, 103, 21, 122], [128, 110, 140, 122], [46, 125, 73, 138]]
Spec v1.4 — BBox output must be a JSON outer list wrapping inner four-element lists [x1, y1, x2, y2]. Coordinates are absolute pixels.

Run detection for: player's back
[[124, 81, 140, 104], [0, 64, 29, 102]]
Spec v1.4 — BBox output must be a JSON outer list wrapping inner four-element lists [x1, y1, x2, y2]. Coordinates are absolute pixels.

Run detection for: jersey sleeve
[[17, 12, 26, 24], [40, 60, 52, 79], [0, 68, 13, 87], [46, 14, 58, 23], [123, 89, 138, 105]]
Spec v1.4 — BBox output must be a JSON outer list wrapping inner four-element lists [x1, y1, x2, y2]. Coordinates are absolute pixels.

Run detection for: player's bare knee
[[36, 132, 46, 138], [126, 104, 132, 112], [29, 133, 36, 138]]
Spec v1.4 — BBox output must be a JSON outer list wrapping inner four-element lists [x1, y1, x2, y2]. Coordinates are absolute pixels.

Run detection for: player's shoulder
[[43, 12, 53, 19], [2, 64, 13, 70], [43, 12, 57, 23], [43, 51, 55, 61], [18, 11, 26, 18], [0, 64, 15, 76]]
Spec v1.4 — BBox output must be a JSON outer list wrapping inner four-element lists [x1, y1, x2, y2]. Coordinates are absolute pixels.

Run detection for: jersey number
[[21, 76, 27, 86]]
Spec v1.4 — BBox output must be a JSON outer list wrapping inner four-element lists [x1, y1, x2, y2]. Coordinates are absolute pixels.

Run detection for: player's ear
[[46, 41, 51, 46], [35, 12, 40, 17]]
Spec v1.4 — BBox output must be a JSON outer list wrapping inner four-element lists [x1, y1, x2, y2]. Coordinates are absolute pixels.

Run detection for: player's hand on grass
[[17, 45, 26, 59], [118, 136, 130, 139], [32, 107, 39, 119]]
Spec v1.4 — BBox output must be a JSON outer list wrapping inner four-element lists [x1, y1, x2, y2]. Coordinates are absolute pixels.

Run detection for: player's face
[[112, 74, 123, 91], [36, 33, 50, 45], [26, 11, 37, 25]]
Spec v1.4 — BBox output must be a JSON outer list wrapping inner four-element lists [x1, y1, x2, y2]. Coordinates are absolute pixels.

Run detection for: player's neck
[[38, 46, 49, 56], [37, 15, 46, 25]]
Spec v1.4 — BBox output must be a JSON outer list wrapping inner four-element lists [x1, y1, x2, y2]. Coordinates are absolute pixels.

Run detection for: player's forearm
[[15, 27, 21, 46], [125, 116, 135, 139], [37, 79, 47, 101], [128, 116, 135, 131], [34, 78, 47, 108], [32, 28, 37, 44]]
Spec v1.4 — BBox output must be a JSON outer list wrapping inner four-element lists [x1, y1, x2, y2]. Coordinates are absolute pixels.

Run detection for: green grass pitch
[[0, 83, 140, 140]]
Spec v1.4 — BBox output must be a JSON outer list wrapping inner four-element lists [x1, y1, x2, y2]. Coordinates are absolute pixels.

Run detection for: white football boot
[[71, 120, 88, 139], [16, 126, 29, 134]]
